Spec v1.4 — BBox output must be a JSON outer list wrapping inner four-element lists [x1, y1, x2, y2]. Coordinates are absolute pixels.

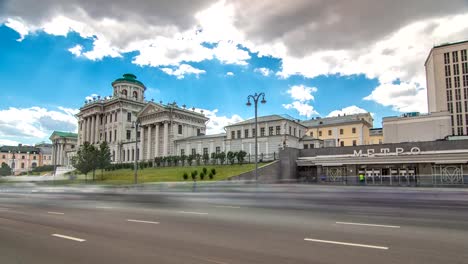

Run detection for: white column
[[87, 117, 91, 143], [91, 115, 96, 144], [147, 125, 152, 160], [155, 123, 159, 157], [163, 122, 168, 156], [58, 143, 62, 165], [95, 114, 100, 144], [83, 118, 88, 143]]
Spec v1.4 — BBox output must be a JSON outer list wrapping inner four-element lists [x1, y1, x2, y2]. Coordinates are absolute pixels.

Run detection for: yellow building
[[301, 113, 380, 147], [369, 128, 383, 145]]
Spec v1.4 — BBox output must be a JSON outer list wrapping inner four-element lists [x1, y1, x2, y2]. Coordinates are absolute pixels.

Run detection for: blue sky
[[0, 0, 467, 145]]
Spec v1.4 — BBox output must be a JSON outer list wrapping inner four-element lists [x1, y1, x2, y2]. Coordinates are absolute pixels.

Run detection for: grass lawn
[[78, 163, 268, 185]]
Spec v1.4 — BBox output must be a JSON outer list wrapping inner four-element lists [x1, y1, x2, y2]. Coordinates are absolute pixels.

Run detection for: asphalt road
[[1, 184, 468, 264]]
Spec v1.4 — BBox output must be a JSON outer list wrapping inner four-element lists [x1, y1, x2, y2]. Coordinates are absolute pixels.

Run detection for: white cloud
[[282, 101, 318, 118], [254, 67, 272, 76], [212, 40, 250, 65], [286, 85, 318, 102], [4, 18, 31, 41], [85, 93, 99, 101], [282, 85, 319, 118], [327, 105, 369, 117], [0, 139, 21, 146], [68, 44, 83, 57], [196, 108, 243, 134], [161, 64, 206, 79], [0, 107, 78, 144], [3, 1, 468, 114], [226, 71, 234, 76], [364, 82, 427, 113]]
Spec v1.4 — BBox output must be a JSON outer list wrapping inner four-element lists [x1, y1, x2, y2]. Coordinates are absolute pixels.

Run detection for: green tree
[[210, 153, 217, 165], [181, 154, 187, 166], [187, 155, 194, 166], [195, 154, 201, 166], [71, 142, 98, 182], [202, 153, 209, 165], [237, 150, 247, 165], [227, 151, 237, 165], [217, 152, 226, 165], [0, 162, 12, 176], [97, 141, 112, 180]]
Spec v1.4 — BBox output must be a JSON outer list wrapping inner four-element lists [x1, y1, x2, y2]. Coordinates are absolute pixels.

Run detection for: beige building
[[369, 128, 383, 145], [0, 145, 41, 175], [425, 40, 468, 136], [35, 142, 53, 166], [301, 113, 375, 147], [383, 112, 451, 144]]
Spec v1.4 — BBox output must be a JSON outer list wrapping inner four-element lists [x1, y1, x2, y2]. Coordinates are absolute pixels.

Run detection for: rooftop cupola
[[112, 73, 146, 102]]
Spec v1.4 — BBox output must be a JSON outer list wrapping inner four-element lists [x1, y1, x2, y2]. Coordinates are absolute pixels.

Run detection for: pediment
[[138, 102, 166, 117]]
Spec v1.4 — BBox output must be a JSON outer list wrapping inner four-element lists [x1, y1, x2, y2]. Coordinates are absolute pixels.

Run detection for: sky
[[0, 0, 468, 146]]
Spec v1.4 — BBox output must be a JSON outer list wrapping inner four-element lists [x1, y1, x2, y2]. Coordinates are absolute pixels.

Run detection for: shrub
[[191, 170, 198, 181], [209, 172, 214, 180], [211, 168, 216, 175], [202, 167, 207, 174], [200, 172, 205, 180], [183, 172, 188, 180]]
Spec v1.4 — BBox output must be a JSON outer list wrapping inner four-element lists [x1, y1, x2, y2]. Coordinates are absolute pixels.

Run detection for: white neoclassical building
[[76, 73, 208, 163], [50, 131, 78, 167]]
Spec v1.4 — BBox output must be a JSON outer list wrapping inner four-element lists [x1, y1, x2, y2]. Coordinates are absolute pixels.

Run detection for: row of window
[[1, 155, 37, 160], [121, 89, 139, 100], [445, 75, 468, 89], [3, 162, 38, 169], [445, 63, 468, 77], [180, 147, 222, 156], [80, 112, 133, 130], [230, 125, 292, 139], [310, 127, 357, 137], [444, 50, 468, 65]]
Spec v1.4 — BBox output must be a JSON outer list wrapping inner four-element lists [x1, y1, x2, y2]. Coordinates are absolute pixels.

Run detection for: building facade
[[76, 73, 208, 163], [383, 112, 451, 144], [50, 131, 78, 167], [301, 113, 375, 147], [0, 145, 41, 175], [293, 140, 468, 186], [35, 142, 53, 166], [425, 40, 468, 135], [174, 115, 307, 161]]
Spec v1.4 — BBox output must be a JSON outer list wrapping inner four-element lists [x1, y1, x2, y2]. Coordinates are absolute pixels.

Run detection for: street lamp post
[[131, 120, 141, 184], [246, 92, 266, 184]]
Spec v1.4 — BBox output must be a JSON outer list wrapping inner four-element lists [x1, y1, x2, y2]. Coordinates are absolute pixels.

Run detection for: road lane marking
[[304, 238, 388, 250], [96, 206, 113, 209], [0, 207, 9, 211], [178, 211, 209, 215], [336, 221, 400, 229], [214, 205, 241, 209], [47, 211, 65, 215], [52, 234, 86, 242], [197, 257, 229, 264], [127, 219, 160, 225]]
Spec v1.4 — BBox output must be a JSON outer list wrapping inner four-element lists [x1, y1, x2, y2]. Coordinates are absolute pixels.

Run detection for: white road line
[[336, 221, 400, 229], [47, 211, 65, 215], [0, 207, 10, 210], [127, 219, 160, 225], [96, 206, 113, 209], [52, 234, 86, 242], [178, 211, 209, 215], [214, 205, 241, 209], [304, 238, 388, 250]]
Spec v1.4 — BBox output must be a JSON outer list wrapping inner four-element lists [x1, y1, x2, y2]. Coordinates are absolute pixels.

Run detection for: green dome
[[112, 73, 146, 89]]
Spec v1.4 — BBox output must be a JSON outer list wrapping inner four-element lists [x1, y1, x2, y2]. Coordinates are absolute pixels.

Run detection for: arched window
[[122, 89, 128, 96], [133, 91, 138, 99]]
